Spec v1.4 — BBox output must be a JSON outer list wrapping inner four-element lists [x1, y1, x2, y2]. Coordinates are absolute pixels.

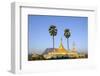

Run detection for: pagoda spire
[[61, 38, 62, 43], [59, 38, 64, 49], [72, 41, 77, 51], [73, 42, 75, 48]]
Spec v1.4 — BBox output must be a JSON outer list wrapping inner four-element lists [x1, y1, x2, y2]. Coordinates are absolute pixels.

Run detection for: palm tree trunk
[[53, 36, 54, 50], [67, 38, 69, 50]]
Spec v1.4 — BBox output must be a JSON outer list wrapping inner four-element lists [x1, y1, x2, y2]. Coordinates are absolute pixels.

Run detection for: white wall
[[0, 0, 100, 76]]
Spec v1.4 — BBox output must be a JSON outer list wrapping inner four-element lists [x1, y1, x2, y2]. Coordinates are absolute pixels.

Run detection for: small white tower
[[72, 42, 77, 52]]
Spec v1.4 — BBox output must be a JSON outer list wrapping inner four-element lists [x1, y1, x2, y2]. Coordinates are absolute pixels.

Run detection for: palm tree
[[64, 29, 71, 50], [49, 25, 57, 49]]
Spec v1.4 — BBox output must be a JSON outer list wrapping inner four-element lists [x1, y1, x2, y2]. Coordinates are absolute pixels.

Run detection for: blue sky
[[28, 15, 88, 54]]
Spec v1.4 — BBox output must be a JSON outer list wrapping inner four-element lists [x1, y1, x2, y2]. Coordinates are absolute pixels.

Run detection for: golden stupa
[[52, 38, 68, 54], [43, 38, 78, 59]]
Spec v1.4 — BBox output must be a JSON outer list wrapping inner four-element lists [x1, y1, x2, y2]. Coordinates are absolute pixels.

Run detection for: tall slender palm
[[49, 25, 57, 49], [64, 29, 71, 50]]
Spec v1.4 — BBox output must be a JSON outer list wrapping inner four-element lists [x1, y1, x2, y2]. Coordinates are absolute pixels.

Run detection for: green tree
[[49, 25, 57, 49], [64, 29, 71, 50]]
